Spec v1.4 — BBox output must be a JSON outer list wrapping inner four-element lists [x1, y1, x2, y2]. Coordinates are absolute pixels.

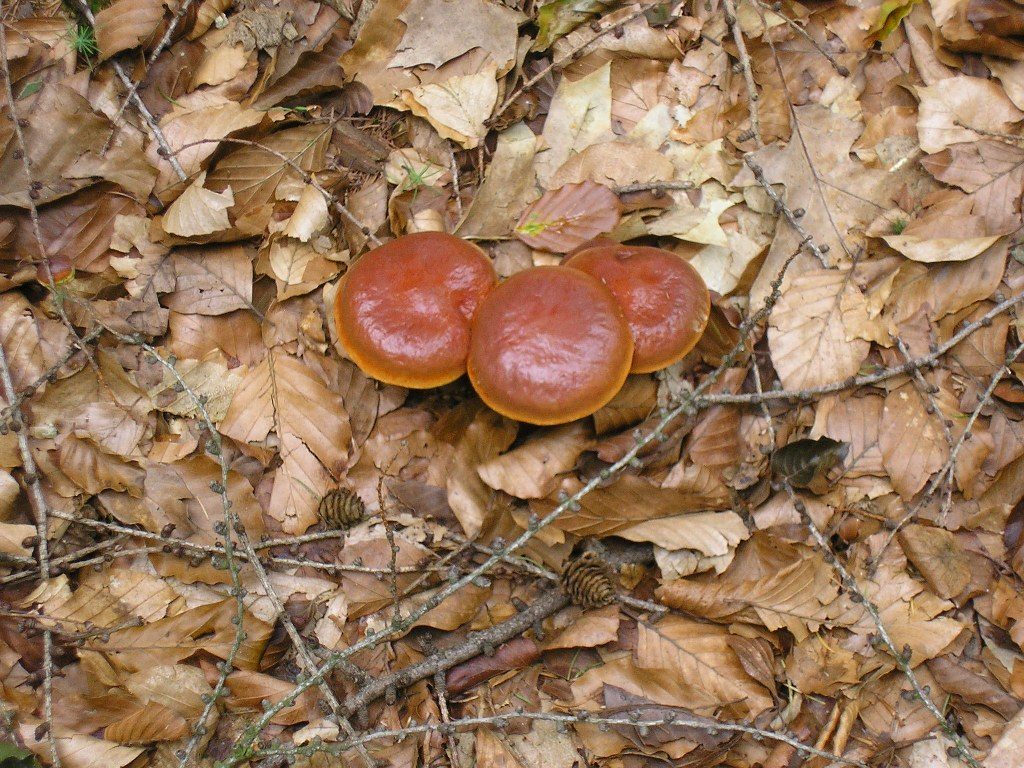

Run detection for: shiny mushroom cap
[[334, 232, 497, 388], [564, 245, 710, 373], [467, 266, 634, 425]]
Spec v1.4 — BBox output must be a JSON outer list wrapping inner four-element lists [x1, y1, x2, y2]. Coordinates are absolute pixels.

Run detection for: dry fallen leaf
[[514, 181, 622, 253]]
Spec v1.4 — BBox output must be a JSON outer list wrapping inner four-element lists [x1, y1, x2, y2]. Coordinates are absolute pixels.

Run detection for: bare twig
[[0, 331, 59, 767], [749, 352, 980, 767], [65, 0, 187, 182], [723, 0, 763, 148], [745, 157, 829, 266], [344, 589, 568, 717], [251, 710, 869, 768], [171, 133, 383, 248], [492, 1, 664, 122], [697, 288, 1024, 406]]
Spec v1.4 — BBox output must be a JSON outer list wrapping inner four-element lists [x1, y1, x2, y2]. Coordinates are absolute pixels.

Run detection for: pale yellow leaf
[[162, 173, 235, 236], [401, 63, 499, 149], [282, 184, 330, 241], [192, 42, 250, 88], [535, 63, 612, 187]]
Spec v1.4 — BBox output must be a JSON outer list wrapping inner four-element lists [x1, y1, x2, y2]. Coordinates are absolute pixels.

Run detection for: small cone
[[317, 488, 365, 529], [562, 550, 615, 608]]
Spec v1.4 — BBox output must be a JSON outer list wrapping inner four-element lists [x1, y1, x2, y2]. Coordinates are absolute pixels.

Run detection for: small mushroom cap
[[334, 232, 497, 388], [564, 245, 710, 373], [468, 266, 634, 425]]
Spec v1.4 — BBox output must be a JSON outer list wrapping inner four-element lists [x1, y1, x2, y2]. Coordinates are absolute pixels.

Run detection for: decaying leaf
[[514, 181, 621, 253], [771, 437, 849, 493]]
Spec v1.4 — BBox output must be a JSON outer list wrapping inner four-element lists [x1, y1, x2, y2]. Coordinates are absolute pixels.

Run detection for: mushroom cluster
[[334, 233, 710, 425]]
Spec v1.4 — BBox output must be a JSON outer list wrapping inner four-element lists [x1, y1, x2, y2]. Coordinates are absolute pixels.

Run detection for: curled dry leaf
[[446, 636, 541, 695], [514, 181, 621, 253]]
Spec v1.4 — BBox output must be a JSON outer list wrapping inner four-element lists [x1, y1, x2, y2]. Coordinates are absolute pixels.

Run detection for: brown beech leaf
[[514, 181, 621, 253], [57, 436, 145, 497], [768, 269, 873, 391], [635, 615, 772, 717], [0, 86, 109, 207], [123, 664, 210, 719], [250, 30, 349, 110], [94, 0, 166, 60], [477, 422, 592, 499], [267, 433, 333, 534], [86, 600, 271, 673], [591, 375, 657, 436], [656, 537, 839, 641], [473, 727, 529, 768], [205, 123, 332, 231], [812, 393, 885, 478], [168, 310, 264, 367], [446, 407, 518, 539], [225, 669, 317, 725], [898, 525, 971, 600], [165, 244, 254, 316], [409, 583, 491, 632], [446, 636, 541, 695], [0, 288, 72, 390], [927, 655, 1021, 719], [104, 702, 189, 744], [36, 185, 144, 273], [535, 475, 731, 539], [221, 351, 351, 476], [543, 603, 620, 650], [337, 527, 433, 618], [457, 123, 540, 240], [601, 686, 738, 752], [879, 383, 950, 499], [615, 510, 748, 556]]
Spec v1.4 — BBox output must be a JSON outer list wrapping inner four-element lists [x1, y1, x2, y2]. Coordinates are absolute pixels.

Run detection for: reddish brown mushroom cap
[[564, 245, 710, 373], [467, 266, 634, 425], [334, 232, 497, 388]]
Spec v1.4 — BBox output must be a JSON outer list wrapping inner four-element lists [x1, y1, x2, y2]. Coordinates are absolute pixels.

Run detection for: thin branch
[[696, 288, 1024, 406], [723, 0, 763, 148], [64, 0, 187, 182], [0, 326, 58, 767], [745, 156, 829, 266], [344, 589, 568, 717], [251, 710, 869, 768], [749, 350, 980, 767], [492, 1, 665, 122]]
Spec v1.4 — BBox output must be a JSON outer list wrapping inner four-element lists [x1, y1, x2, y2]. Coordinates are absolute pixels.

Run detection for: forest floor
[[0, 0, 1023, 766]]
